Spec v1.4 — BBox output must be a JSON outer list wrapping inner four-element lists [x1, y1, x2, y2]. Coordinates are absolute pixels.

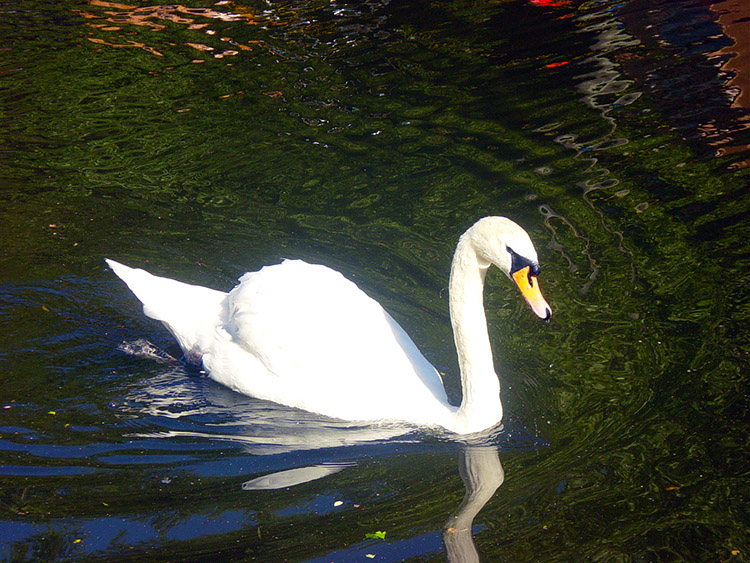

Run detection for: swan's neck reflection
[[241, 444, 504, 562], [443, 446, 504, 563]]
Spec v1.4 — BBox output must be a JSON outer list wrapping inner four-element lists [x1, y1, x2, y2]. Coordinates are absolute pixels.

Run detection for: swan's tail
[[106, 259, 226, 355]]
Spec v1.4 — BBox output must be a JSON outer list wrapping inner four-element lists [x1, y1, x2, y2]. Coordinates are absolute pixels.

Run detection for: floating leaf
[[365, 531, 386, 540]]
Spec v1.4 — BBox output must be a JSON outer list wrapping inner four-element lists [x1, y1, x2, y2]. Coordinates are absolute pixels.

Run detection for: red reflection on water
[[529, 0, 570, 6]]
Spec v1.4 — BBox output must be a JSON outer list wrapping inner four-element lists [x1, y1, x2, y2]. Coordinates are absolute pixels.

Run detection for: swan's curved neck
[[448, 235, 503, 433]]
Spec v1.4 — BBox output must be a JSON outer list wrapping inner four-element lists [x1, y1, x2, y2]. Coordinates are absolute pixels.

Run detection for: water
[[1, 0, 748, 560]]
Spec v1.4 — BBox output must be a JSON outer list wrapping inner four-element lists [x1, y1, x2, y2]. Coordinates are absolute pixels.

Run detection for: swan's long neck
[[448, 235, 503, 434]]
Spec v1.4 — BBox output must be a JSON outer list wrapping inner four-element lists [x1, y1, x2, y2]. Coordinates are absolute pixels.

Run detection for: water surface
[[1, 0, 748, 561]]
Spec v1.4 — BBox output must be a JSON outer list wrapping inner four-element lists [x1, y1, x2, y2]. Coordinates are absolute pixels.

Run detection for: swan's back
[[203, 260, 450, 422], [223, 260, 387, 378]]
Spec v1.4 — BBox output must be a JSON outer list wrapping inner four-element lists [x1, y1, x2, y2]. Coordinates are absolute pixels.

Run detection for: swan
[[106, 216, 551, 435]]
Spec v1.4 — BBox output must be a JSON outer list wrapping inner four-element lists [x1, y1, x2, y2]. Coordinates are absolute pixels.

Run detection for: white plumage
[[107, 216, 551, 435]]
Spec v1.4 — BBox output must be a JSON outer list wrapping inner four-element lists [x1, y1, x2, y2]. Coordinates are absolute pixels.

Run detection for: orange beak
[[512, 266, 551, 320]]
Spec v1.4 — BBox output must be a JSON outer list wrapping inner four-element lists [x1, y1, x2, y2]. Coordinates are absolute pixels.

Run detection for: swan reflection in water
[[123, 363, 415, 453], [122, 361, 513, 561], [443, 445, 504, 563], [242, 441, 505, 563]]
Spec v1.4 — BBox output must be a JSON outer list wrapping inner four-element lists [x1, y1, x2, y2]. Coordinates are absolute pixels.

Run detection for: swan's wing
[[209, 260, 448, 417], [380, 309, 449, 402]]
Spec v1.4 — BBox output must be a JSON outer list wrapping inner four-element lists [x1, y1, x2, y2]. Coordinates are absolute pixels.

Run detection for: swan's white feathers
[[105, 259, 225, 354], [106, 216, 549, 434], [464, 216, 538, 276], [210, 260, 450, 421], [108, 258, 451, 424]]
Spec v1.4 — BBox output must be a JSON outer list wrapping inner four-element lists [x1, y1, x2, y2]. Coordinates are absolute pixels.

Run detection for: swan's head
[[465, 216, 552, 321]]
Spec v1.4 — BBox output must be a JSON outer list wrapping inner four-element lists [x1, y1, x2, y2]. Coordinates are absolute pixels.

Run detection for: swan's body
[[107, 217, 550, 434]]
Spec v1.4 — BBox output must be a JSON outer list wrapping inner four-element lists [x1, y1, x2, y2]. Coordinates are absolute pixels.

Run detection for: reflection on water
[[617, 0, 749, 167], [254, 443, 506, 563], [76, 0, 285, 59], [241, 461, 356, 490], [707, 0, 749, 112], [443, 446, 505, 563], [124, 366, 418, 454]]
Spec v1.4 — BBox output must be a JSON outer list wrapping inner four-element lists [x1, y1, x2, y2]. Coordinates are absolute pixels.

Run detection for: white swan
[[106, 216, 550, 435]]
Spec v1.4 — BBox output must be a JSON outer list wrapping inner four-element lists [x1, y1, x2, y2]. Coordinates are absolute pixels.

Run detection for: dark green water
[[1, 0, 748, 561]]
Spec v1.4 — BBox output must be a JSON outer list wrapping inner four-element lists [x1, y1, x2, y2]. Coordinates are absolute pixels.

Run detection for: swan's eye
[[507, 247, 540, 281]]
